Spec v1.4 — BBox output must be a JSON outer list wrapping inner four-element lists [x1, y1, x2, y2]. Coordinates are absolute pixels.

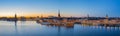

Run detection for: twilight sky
[[0, 0, 120, 17]]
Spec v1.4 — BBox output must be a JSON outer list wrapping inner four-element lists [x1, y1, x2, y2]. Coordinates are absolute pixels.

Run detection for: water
[[0, 21, 120, 36]]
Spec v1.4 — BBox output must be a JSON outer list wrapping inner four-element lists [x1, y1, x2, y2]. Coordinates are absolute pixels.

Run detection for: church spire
[[58, 9, 61, 18], [106, 14, 108, 19], [87, 14, 89, 18], [15, 13, 17, 19]]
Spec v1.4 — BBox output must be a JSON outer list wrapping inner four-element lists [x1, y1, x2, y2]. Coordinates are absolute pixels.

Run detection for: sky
[[0, 0, 120, 17]]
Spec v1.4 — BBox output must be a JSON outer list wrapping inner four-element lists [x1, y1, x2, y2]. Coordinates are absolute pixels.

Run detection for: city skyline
[[0, 0, 120, 17], [0, 0, 120, 36]]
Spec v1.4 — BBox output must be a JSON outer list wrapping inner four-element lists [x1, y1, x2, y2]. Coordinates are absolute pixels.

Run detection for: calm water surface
[[0, 21, 120, 36]]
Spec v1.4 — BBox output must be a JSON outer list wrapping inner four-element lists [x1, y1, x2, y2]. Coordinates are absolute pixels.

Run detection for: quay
[[36, 10, 120, 27]]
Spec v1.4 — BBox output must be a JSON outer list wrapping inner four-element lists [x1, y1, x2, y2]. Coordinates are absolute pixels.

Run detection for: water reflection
[[14, 20, 18, 35], [57, 26, 61, 36], [0, 21, 120, 36], [79, 24, 120, 31]]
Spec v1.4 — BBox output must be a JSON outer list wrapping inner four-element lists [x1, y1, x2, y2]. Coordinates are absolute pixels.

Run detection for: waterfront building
[[104, 14, 109, 24]]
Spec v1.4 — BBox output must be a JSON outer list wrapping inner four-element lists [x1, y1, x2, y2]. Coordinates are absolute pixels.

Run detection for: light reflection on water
[[0, 21, 120, 36]]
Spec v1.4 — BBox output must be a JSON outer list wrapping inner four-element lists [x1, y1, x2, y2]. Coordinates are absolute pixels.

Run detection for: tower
[[106, 14, 108, 19], [104, 14, 109, 24], [87, 14, 89, 24], [15, 14, 17, 19], [14, 14, 17, 25], [86, 14, 90, 20], [58, 10, 61, 18], [87, 14, 89, 18]]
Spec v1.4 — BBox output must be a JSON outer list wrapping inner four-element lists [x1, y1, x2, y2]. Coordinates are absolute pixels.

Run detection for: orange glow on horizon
[[0, 13, 58, 17], [0, 13, 81, 17]]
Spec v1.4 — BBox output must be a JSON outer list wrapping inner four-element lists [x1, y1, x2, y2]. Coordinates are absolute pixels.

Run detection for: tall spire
[[15, 13, 17, 19], [87, 14, 89, 18], [106, 14, 108, 19], [104, 14, 109, 24], [14, 13, 17, 21], [58, 9, 61, 18]]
